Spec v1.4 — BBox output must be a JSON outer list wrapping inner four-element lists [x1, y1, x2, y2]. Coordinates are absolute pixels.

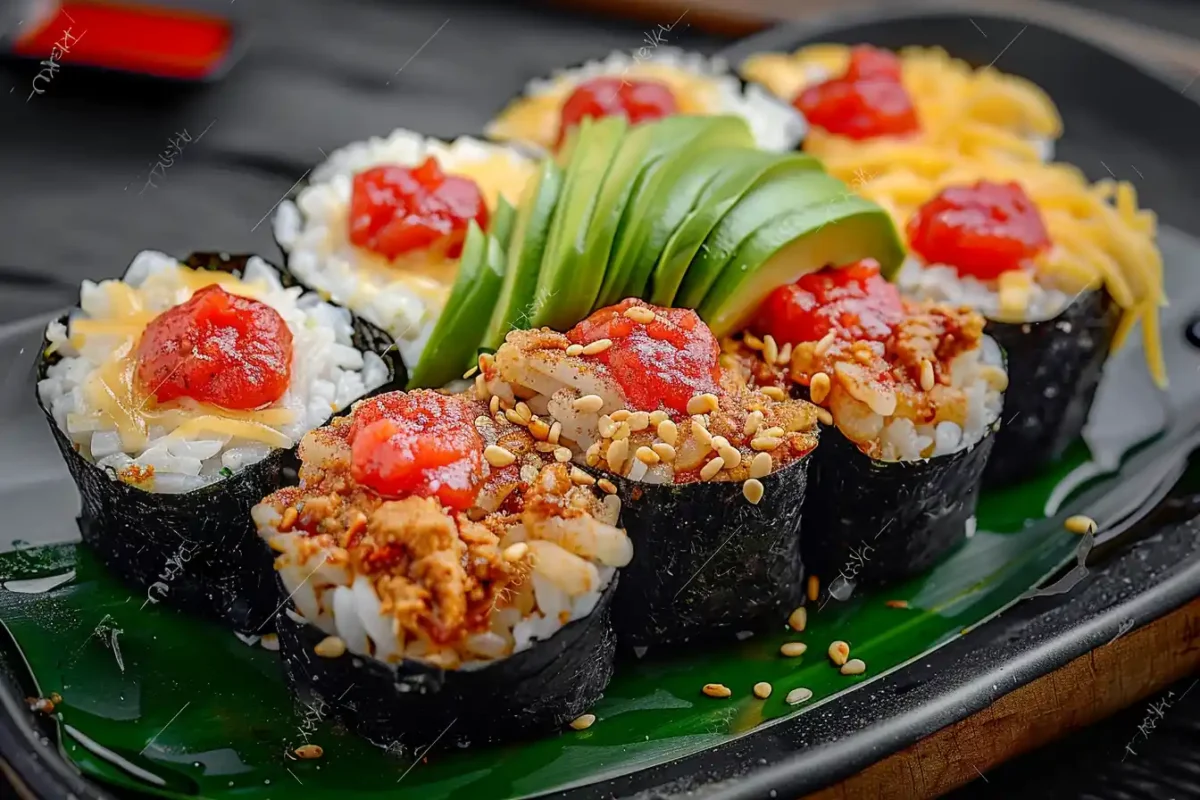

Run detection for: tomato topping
[[794, 45, 918, 140], [906, 181, 1051, 281], [349, 158, 489, 261], [348, 391, 484, 510], [557, 77, 678, 147], [566, 299, 720, 414], [754, 260, 904, 346], [135, 285, 292, 409]]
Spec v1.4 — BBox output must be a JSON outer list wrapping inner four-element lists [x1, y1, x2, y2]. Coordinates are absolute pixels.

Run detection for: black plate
[[2, 8, 1200, 800]]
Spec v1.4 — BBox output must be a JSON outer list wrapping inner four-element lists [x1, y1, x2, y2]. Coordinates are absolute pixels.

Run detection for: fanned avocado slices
[[488, 195, 517, 249], [529, 115, 630, 331], [406, 222, 504, 389]]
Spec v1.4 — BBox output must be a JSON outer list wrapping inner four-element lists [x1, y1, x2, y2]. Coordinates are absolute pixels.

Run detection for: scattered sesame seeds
[[463, 365, 479, 379], [294, 744, 324, 760], [598, 478, 618, 495], [624, 305, 656, 323], [785, 687, 813, 706], [566, 344, 584, 357], [573, 394, 605, 414], [744, 410, 764, 437], [920, 359, 935, 392], [687, 393, 720, 415], [753, 682, 773, 699], [503, 542, 529, 562], [529, 419, 551, 440], [627, 411, 651, 432], [1065, 515, 1098, 535], [700, 456, 726, 481], [763, 335, 779, 366], [606, 438, 629, 473], [749, 451, 773, 479], [814, 330, 837, 356], [657, 419, 679, 446], [807, 575, 819, 603], [314, 636, 346, 659], [751, 436, 782, 451], [788, 606, 807, 632], [828, 641, 850, 666], [582, 338, 613, 356], [780, 642, 808, 657], [762, 386, 787, 401], [840, 658, 866, 676], [548, 421, 562, 444], [652, 442, 676, 462], [570, 467, 596, 486], [702, 683, 732, 699], [635, 446, 660, 465], [885, 599, 909, 609], [554, 447, 573, 463], [743, 478, 765, 505], [569, 714, 597, 730], [809, 372, 831, 405], [484, 445, 517, 467], [744, 333, 765, 351]]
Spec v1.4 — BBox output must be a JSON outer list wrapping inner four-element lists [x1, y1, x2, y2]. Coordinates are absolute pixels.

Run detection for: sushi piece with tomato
[[273, 129, 535, 371], [252, 390, 631, 750], [34, 251, 401, 633], [739, 260, 1006, 588], [485, 48, 806, 154], [896, 180, 1124, 486], [483, 299, 819, 648]]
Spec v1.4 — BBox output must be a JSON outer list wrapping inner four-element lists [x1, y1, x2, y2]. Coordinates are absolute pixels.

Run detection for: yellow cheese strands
[[742, 44, 1166, 389]]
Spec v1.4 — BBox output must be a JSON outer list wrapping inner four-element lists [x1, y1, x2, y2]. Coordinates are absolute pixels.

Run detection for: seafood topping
[[135, 284, 293, 409], [793, 44, 919, 140], [754, 260, 905, 345], [558, 76, 678, 147]]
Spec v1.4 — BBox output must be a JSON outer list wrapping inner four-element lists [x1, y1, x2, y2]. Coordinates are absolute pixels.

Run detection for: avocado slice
[[488, 196, 517, 249], [673, 168, 847, 310], [529, 115, 629, 331], [699, 195, 906, 338], [481, 158, 565, 349], [647, 151, 822, 307], [597, 115, 756, 306], [406, 222, 503, 388]]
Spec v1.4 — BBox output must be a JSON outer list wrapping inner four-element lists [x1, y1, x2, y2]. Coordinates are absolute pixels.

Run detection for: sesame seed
[[840, 658, 866, 676], [582, 339, 613, 356], [810, 372, 831, 405], [649, 410, 669, 425], [573, 394, 605, 414], [691, 419, 714, 450], [598, 479, 618, 495], [762, 386, 787, 401], [548, 421, 562, 444], [598, 415, 617, 439], [627, 411, 651, 432], [569, 467, 595, 486], [920, 359, 935, 392], [777, 342, 793, 366], [807, 575, 819, 603], [635, 446, 660, 465], [610, 409, 631, 422], [753, 682, 772, 699], [744, 478, 765, 505], [788, 606, 807, 632], [885, 599, 909, 609], [503, 542, 529, 562], [479, 353, 495, 371], [780, 642, 808, 657], [749, 451, 773, 479], [475, 415, 493, 428], [785, 687, 813, 706], [462, 365, 479, 379], [294, 744, 324, 759], [489, 395, 501, 415], [566, 344, 584, 357], [657, 419, 678, 446], [816, 408, 834, 426], [687, 393, 720, 415], [606, 438, 629, 474], [1065, 515, 1098, 535], [623, 305, 656, 323], [569, 713, 597, 730], [505, 408, 529, 426], [828, 640, 850, 666], [314, 636, 346, 659], [586, 442, 601, 467], [535, 441, 559, 453], [702, 683, 732, 699], [814, 330, 837, 356], [554, 447, 573, 463], [484, 445, 517, 467], [515, 402, 532, 420], [719, 444, 742, 470], [763, 335, 779, 366], [279, 507, 298, 532], [612, 422, 632, 441], [700, 456, 726, 481], [743, 410, 764, 437], [474, 374, 488, 400], [751, 436, 782, 451], [981, 365, 1009, 392], [529, 419, 551, 440], [652, 442, 676, 462], [743, 333, 765, 351]]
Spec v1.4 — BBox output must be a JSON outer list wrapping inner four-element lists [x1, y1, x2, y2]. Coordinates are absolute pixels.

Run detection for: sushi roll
[[273, 129, 535, 369], [485, 48, 806, 154], [485, 299, 820, 648], [896, 176, 1162, 485], [35, 251, 399, 633], [734, 260, 1005, 588], [740, 44, 1061, 170], [252, 390, 631, 750]]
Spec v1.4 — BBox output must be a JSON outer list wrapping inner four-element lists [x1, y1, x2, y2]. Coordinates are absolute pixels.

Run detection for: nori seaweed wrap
[[252, 390, 631, 749], [34, 251, 403, 633], [485, 299, 821, 648]]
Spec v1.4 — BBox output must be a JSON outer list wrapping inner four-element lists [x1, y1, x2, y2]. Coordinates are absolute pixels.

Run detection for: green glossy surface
[[0, 443, 1097, 799]]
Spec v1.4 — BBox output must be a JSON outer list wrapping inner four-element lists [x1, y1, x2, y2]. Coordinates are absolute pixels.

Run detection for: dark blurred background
[[1, 1, 1199, 797]]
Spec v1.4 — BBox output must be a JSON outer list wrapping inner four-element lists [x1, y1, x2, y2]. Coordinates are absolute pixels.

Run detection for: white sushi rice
[[37, 251, 389, 493], [488, 47, 807, 153], [896, 256, 1071, 322], [273, 129, 531, 369]]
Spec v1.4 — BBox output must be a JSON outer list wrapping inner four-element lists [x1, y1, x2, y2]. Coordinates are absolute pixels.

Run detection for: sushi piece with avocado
[[273, 129, 534, 371], [484, 299, 819, 648], [35, 251, 401, 633], [729, 259, 1006, 588], [486, 48, 806, 154], [253, 390, 631, 750]]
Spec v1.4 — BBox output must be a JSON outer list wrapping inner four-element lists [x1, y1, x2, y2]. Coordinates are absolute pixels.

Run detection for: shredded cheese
[[742, 44, 1166, 388]]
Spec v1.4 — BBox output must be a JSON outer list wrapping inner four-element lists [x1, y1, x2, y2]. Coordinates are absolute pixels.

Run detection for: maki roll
[[896, 176, 1162, 485], [252, 390, 631, 750], [485, 48, 805, 153], [273, 128, 535, 368], [35, 251, 398, 632], [485, 299, 820, 648], [735, 260, 1005, 587], [740, 44, 1061, 168]]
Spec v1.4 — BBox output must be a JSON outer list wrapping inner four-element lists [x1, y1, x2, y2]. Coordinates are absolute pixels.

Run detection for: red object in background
[[11, 2, 236, 81], [793, 44, 919, 140], [557, 76, 678, 147]]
